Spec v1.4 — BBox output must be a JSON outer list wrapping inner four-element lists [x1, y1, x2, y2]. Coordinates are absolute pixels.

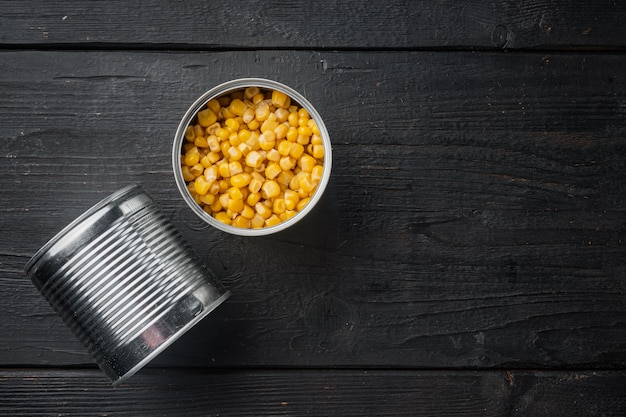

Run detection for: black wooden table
[[1, 1, 625, 415]]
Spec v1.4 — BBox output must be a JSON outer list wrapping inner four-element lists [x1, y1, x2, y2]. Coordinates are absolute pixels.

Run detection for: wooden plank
[[0, 1, 625, 49], [0, 50, 625, 368], [0, 369, 623, 416]]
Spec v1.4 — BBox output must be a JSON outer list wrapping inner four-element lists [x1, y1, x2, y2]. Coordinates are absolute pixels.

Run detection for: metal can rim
[[24, 184, 142, 275]]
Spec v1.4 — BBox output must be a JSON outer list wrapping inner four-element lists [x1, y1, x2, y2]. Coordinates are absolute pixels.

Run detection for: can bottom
[[104, 287, 231, 387]]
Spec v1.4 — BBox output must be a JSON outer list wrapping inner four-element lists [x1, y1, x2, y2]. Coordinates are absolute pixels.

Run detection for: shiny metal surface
[[25, 185, 230, 386]]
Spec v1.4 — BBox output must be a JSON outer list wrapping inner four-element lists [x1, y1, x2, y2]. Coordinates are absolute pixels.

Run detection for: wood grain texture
[[0, 369, 624, 416], [0, 0, 625, 50], [1, 50, 624, 369]]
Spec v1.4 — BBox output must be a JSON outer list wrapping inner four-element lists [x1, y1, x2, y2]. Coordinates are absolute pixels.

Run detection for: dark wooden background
[[1, 1, 625, 415]]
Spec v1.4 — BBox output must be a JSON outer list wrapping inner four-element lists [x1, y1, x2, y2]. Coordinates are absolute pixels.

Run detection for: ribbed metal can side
[[24, 185, 229, 385]]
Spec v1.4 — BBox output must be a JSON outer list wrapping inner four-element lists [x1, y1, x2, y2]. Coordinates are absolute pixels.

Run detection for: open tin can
[[24, 185, 230, 386], [172, 78, 332, 236]]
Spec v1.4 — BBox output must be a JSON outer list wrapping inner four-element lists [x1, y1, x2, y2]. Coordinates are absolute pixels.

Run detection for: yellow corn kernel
[[189, 163, 204, 178], [289, 143, 304, 159], [296, 134, 310, 145], [228, 99, 247, 117], [247, 191, 261, 206], [265, 162, 282, 180], [242, 107, 256, 124], [287, 112, 299, 127], [277, 140, 292, 156], [237, 142, 250, 157], [251, 171, 265, 183], [181, 166, 195, 182], [225, 118, 240, 132], [228, 133, 240, 147], [244, 86, 260, 100], [298, 108, 309, 119], [227, 197, 244, 213], [209, 182, 220, 195], [209, 199, 223, 213], [227, 146, 242, 161], [183, 147, 201, 166], [246, 118, 260, 130], [266, 148, 280, 162], [279, 156, 296, 171], [296, 197, 310, 211], [254, 162, 266, 173], [298, 186, 310, 199], [298, 126, 312, 137], [193, 124, 205, 138], [229, 161, 243, 176], [214, 211, 232, 225], [255, 102, 270, 121], [278, 210, 293, 222], [232, 215, 251, 228], [275, 108, 289, 123], [205, 122, 222, 136], [284, 189, 300, 210], [251, 92, 264, 105], [277, 170, 294, 187], [261, 180, 281, 199], [197, 108, 217, 127], [207, 135, 220, 153], [245, 150, 264, 168], [260, 119, 278, 134], [220, 142, 230, 157], [218, 161, 231, 178], [200, 155, 212, 168], [229, 186, 244, 201], [218, 192, 230, 209], [194, 176, 211, 195], [289, 172, 303, 190], [250, 213, 265, 228], [311, 133, 323, 144], [273, 198, 286, 215], [204, 166, 218, 183], [200, 193, 215, 206], [207, 152, 220, 165], [311, 165, 324, 183], [255, 202, 272, 219], [258, 131, 276, 151], [218, 179, 230, 193], [265, 214, 282, 227], [286, 126, 299, 142], [216, 127, 230, 141], [184, 125, 195, 142], [241, 204, 255, 219], [249, 174, 264, 192], [238, 128, 252, 143], [299, 154, 316, 172], [307, 118, 317, 132], [230, 172, 251, 188], [271, 90, 291, 109], [272, 123, 288, 140], [312, 144, 325, 159], [207, 99, 221, 114], [300, 173, 316, 193]]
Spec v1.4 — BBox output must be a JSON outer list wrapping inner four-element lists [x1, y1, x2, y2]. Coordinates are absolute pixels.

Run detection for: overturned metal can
[[24, 185, 230, 386]]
